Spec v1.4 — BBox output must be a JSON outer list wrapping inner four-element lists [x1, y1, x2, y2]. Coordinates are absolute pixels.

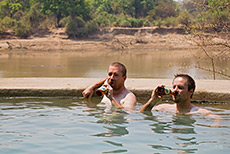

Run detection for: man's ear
[[189, 88, 194, 97], [123, 75, 127, 81]]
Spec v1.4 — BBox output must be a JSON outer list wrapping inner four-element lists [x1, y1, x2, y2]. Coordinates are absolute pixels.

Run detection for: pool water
[[0, 97, 229, 154]]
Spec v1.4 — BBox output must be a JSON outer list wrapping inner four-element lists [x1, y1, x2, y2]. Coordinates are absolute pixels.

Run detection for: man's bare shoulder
[[122, 89, 136, 100], [153, 103, 176, 112], [126, 91, 136, 98], [120, 90, 136, 109]]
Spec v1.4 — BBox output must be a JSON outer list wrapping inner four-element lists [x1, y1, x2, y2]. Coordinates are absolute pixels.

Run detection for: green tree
[[154, 1, 178, 19], [40, 0, 91, 27], [40, 0, 69, 27], [0, 0, 37, 38], [0, 0, 33, 18], [147, 0, 178, 22]]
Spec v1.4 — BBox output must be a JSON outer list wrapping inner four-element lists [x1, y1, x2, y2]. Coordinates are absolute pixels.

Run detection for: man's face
[[107, 65, 126, 90], [172, 77, 193, 104]]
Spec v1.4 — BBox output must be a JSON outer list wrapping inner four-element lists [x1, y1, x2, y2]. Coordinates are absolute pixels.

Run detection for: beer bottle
[[96, 85, 108, 96], [157, 87, 173, 96]]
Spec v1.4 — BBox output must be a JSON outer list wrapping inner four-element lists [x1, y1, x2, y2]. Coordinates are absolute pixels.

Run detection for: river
[[0, 50, 229, 79]]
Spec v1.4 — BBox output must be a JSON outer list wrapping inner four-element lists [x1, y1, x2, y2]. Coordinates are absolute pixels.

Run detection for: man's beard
[[173, 96, 180, 103]]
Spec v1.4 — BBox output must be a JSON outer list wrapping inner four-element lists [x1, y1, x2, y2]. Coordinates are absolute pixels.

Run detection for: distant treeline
[[0, 0, 229, 38]]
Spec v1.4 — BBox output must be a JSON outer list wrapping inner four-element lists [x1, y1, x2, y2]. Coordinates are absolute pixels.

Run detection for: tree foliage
[[0, 0, 229, 39], [184, 0, 230, 79]]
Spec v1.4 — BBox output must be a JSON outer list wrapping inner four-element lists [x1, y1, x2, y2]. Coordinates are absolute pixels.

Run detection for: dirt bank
[[0, 27, 195, 53]]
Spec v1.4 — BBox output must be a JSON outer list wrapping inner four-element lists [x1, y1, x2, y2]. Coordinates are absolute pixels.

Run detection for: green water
[[0, 97, 229, 154]]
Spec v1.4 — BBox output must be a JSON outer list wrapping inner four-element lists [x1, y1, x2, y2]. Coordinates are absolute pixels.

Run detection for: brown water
[[0, 50, 229, 79]]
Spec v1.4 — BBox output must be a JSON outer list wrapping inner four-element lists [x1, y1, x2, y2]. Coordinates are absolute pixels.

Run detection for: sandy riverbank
[[0, 27, 195, 53]]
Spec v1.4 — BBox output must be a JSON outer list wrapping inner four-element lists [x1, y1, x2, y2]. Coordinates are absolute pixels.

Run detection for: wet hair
[[110, 62, 127, 76], [174, 74, 196, 98]]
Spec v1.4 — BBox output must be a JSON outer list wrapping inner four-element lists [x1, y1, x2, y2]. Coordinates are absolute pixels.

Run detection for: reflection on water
[[0, 97, 230, 153], [149, 144, 198, 153], [0, 51, 230, 79]]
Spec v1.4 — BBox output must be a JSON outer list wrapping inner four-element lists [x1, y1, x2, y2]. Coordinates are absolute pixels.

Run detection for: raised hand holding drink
[[157, 87, 174, 96], [96, 85, 108, 96]]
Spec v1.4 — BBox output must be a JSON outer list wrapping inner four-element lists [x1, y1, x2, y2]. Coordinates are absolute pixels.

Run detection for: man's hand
[[82, 78, 107, 99], [153, 85, 167, 99], [105, 83, 124, 109], [104, 82, 113, 100], [82, 86, 94, 99]]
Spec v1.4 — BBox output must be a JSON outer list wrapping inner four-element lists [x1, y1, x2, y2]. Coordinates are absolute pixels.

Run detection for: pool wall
[[0, 78, 229, 103]]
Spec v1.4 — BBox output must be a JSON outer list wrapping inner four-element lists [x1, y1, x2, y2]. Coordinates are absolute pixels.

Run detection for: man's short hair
[[110, 62, 127, 77], [174, 74, 196, 98]]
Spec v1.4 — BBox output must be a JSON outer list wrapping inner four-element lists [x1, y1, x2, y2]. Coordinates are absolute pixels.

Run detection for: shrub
[[86, 21, 99, 34], [60, 16, 70, 27], [26, 3, 45, 29], [0, 26, 5, 37], [65, 16, 96, 38], [115, 16, 132, 27], [164, 17, 178, 27], [114, 15, 144, 27], [178, 10, 191, 28], [13, 21, 31, 38], [143, 19, 151, 27], [154, 19, 163, 28], [66, 20, 78, 37], [93, 12, 116, 27], [129, 18, 143, 27], [74, 16, 86, 28], [0, 16, 16, 29], [39, 16, 56, 29]]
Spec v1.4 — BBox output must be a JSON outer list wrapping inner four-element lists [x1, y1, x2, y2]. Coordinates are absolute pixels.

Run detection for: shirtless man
[[82, 62, 136, 111], [140, 74, 221, 126]]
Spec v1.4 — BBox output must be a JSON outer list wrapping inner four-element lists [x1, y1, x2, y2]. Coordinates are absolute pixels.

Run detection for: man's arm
[[197, 108, 222, 128], [106, 85, 136, 111], [82, 78, 106, 99], [109, 93, 136, 111], [139, 86, 161, 112], [110, 97, 125, 109], [139, 97, 160, 111]]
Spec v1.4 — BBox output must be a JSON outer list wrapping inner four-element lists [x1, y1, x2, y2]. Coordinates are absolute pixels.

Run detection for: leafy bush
[[115, 15, 131, 27], [86, 21, 99, 34], [154, 2, 178, 19], [60, 16, 70, 27], [178, 10, 191, 28], [74, 16, 86, 28], [66, 20, 78, 37], [65, 16, 98, 38], [39, 16, 56, 29], [0, 26, 5, 37], [93, 12, 116, 27], [114, 15, 144, 27], [143, 19, 151, 27], [26, 3, 45, 28], [206, 9, 230, 32], [0, 16, 16, 29], [163, 17, 178, 27], [13, 21, 31, 38], [154, 19, 163, 28], [129, 18, 143, 27]]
